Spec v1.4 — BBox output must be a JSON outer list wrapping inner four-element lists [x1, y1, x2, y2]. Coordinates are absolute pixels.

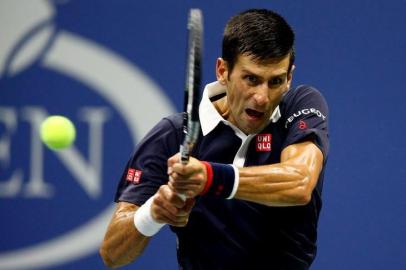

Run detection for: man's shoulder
[[281, 85, 327, 111], [138, 112, 184, 145], [161, 112, 184, 129], [284, 85, 324, 101]]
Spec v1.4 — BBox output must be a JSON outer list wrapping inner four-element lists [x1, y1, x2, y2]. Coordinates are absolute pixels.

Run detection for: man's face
[[216, 53, 293, 134]]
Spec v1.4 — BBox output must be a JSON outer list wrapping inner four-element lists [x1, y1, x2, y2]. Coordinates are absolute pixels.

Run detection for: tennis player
[[100, 9, 329, 270]]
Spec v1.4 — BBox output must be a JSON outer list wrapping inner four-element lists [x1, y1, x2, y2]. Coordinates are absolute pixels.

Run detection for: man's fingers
[[167, 153, 181, 168], [152, 206, 189, 226], [171, 163, 188, 176], [183, 198, 196, 213], [158, 186, 186, 208], [168, 168, 206, 197], [168, 180, 202, 196], [151, 185, 192, 227], [172, 162, 202, 176], [169, 168, 206, 184], [169, 179, 202, 189], [152, 200, 189, 227]]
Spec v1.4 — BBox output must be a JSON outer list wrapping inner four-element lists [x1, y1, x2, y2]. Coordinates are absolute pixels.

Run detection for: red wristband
[[200, 161, 213, 195]]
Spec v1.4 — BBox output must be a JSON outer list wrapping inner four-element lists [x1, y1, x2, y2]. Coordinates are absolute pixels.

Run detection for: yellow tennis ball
[[40, 115, 76, 150]]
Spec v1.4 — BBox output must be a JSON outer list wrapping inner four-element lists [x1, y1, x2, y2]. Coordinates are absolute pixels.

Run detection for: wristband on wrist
[[228, 164, 240, 199], [200, 161, 213, 195], [133, 195, 165, 237], [199, 161, 239, 199]]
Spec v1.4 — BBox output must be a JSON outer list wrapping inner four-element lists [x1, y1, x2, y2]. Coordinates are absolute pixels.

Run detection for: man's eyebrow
[[241, 69, 287, 78], [270, 72, 288, 78], [241, 68, 255, 74]]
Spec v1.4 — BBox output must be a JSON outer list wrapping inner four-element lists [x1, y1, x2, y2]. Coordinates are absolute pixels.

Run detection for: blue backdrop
[[1, 0, 405, 269]]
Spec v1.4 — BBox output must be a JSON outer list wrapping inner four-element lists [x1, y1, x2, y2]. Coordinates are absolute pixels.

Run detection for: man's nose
[[252, 85, 269, 106]]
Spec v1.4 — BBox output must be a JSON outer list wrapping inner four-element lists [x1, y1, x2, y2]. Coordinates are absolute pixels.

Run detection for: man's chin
[[233, 115, 270, 134], [241, 123, 267, 135]]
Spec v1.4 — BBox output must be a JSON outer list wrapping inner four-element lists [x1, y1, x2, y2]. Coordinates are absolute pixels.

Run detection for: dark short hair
[[222, 9, 295, 74]]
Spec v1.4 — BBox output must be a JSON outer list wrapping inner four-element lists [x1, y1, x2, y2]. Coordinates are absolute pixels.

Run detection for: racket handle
[[178, 145, 189, 200], [180, 144, 191, 164]]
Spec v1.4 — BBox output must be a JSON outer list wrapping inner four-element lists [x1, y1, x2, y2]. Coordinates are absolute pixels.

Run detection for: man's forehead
[[236, 54, 290, 75]]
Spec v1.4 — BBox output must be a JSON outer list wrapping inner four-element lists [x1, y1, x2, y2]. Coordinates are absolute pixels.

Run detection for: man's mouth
[[245, 108, 265, 119]]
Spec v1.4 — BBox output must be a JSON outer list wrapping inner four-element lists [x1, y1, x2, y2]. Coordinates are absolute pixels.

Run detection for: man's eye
[[270, 77, 283, 86], [245, 75, 258, 84]]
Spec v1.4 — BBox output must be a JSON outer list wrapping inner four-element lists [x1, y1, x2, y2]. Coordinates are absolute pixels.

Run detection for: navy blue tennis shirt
[[115, 82, 329, 270]]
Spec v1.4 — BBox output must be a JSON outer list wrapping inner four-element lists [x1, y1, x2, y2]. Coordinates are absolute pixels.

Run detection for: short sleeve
[[114, 115, 182, 206], [281, 85, 329, 158]]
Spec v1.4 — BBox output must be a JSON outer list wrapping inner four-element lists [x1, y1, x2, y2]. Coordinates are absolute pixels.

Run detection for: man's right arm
[[100, 202, 150, 269], [100, 185, 195, 269]]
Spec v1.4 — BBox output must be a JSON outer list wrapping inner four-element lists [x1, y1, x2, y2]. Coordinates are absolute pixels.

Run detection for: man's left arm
[[235, 141, 323, 206], [168, 140, 323, 207]]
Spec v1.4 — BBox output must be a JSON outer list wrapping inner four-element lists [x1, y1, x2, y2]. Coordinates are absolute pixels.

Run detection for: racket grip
[[180, 144, 190, 164], [178, 145, 189, 199], [177, 193, 187, 201]]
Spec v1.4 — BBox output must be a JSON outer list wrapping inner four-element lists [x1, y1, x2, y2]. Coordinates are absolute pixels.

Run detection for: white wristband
[[226, 164, 240, 199], [133, 195, 165, 237]]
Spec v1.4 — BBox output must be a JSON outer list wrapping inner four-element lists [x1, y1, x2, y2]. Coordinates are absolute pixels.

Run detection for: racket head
[[180, 8, 203, 164]]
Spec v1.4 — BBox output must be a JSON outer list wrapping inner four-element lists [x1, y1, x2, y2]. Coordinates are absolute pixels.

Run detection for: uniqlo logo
[[256, 134, 272, 151], [126, 168, 142, 184], [133, 170, 142, 184]]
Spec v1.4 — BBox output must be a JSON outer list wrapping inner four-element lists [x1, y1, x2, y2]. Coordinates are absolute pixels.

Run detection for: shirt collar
[[199, 81, 282, 136]]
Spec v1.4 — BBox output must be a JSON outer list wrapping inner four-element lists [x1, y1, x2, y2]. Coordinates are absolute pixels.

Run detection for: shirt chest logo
[[256, 134, 272, 152]]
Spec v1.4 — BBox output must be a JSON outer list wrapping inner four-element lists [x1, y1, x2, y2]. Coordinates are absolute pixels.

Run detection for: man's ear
[[287, 64, 295, 89], [216, 58, 228, 85]]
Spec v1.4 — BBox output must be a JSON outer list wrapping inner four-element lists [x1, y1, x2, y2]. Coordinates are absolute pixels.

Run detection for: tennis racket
[[180, 8, 203, 165]]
